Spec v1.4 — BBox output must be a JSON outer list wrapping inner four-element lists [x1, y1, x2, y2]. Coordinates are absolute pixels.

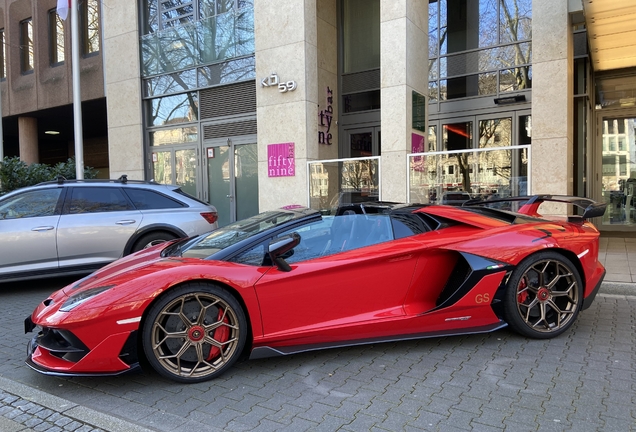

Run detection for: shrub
[[0, 157, 98, 194]]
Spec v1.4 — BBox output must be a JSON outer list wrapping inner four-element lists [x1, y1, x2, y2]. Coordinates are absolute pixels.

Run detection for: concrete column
[[256, 0, 319, 210], [531, 1, 573, 204], [380, 0, 428, 202], [18, 117, 38, 164], [102, 0, 144, 180]]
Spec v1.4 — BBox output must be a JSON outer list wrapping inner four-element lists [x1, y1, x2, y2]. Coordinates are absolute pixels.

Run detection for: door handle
[[32, 226, 55, 232], [116, 220, 137, 225], [226, 195, 234, 199]]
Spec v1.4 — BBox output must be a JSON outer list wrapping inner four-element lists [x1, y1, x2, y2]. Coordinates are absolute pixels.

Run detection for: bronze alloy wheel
[[143, 283, 246, 383], [504, 252, 583, 339]]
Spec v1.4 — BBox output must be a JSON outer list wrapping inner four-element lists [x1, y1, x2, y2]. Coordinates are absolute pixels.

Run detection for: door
[[151, 145, 200, 199], [56, 187, 142, 268], [0, 188, 63, 275], [252, 216, 419, 339], [205, 138, 259, 227], [343, 126, 381, 158]]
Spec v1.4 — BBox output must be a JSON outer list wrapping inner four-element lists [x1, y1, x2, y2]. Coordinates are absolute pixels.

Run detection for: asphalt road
[[1, 277, 635, 431]]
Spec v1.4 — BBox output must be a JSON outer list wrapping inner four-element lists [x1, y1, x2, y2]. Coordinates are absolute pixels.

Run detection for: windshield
[[179, 210, 305, 259]]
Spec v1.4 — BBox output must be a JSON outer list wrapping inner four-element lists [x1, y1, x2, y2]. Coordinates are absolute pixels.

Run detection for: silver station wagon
[[0, 176, 218, 283]]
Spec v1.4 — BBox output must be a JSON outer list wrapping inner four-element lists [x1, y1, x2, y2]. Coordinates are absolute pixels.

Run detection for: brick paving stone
[[2, 281, 636, 431]]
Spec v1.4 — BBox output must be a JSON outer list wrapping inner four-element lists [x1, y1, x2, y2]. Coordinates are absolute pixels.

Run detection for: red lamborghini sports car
[[26, 195, 606, 383]]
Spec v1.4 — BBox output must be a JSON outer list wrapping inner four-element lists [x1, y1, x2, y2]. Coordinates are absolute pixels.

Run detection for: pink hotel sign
[[267, 142, 295, 177]]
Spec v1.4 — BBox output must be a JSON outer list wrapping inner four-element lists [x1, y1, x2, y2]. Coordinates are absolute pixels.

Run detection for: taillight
[[200, 212, 218, 224]]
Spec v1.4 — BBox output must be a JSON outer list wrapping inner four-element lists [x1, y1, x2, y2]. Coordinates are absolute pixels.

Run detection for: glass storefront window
[[308, 158, 380, 213], [150, 126, 198, 146], [429, 0, 532, 103], [342, 91, 380, 114], [408, 147, 529, 204], [140, 3, 254, 78], [479, 118, 512, 149], [148, 93, 199, 126], [601, 117, 636, 226], [443, 121, 472, 151]]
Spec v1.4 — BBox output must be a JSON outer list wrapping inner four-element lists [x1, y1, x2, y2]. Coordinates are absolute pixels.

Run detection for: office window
[[0, 29, 5, 79], [82, 0, 100, 55], [49, 9, 65, 64], [20, 18, 34, 73]]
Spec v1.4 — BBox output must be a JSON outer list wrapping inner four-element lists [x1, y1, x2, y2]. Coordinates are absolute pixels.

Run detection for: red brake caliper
[[207, 308, 230, 361], [517, 278, 529, 304]]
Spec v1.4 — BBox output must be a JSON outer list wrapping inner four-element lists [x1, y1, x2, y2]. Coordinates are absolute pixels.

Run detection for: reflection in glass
[[601, 117, 636, 225], [208, 146, 231, 227], [428, 126, 437, 152], [145, 69, 197, 96], [153, 152, 173, 184], [198, 56, 255, 87], [150, 126, 198, 146], [140, 5, 255, 77], [479, 118, 512, 149], [176, 149, 198, 197], [350, 132, 373, 158], [443, 122, 472, 151], [308, 159, 380, 213], [519, 115, 532, 145], [500, 66, 532, 92], [235, 144, 259, 221], [408, 148, 529, 205], [500, 0, 532, 44], [428, 0, 532, 102], [49, 10, 65, 64], [149, 93, 198, 126], [82, 0, 100, 55]]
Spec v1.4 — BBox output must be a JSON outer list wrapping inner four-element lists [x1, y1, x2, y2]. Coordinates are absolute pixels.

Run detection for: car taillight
[[200, 212, 218, 224]]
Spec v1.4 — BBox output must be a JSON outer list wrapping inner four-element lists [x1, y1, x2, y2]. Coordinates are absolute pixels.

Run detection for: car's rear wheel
[[503, 251, 583, 339], [142, 283, 246, 383], [132, 231, 177, 252]]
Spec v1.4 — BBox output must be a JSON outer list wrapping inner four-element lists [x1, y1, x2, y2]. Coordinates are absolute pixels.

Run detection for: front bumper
[[25, 315, 141, 378]]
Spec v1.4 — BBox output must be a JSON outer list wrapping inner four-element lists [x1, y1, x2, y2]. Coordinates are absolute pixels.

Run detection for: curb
[[599, 281, 636, 296], [0, 376, 154, 432]]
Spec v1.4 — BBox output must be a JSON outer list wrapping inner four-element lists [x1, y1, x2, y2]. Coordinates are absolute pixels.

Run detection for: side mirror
[[268, 233, 301, 272]]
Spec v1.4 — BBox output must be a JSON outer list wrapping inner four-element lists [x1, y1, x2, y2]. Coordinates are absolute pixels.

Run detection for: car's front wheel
[[503, 251, 583, 339], [142, 283, 246, 383]]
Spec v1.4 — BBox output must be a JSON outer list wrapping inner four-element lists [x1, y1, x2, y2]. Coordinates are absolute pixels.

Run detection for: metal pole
[[71, 0, 84, 179]]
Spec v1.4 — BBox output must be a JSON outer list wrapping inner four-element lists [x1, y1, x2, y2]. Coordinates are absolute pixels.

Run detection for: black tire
[[142, 282, 247, 383], [131, 231, 177, 252], [503, 251, 583, 339]]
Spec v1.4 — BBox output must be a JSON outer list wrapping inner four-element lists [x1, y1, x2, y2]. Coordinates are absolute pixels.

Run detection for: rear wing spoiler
[[464, 195, 607, 219]]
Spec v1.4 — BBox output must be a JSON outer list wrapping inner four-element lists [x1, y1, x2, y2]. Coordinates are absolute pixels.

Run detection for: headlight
[[60, 285, 115, 312]]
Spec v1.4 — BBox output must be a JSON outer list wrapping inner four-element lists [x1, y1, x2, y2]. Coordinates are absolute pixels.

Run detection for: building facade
[[0, 0, 109, 173], [2, 0, 636, 234]]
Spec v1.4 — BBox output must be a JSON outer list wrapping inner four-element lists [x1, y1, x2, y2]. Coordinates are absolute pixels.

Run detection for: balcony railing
[[408, 145, 531, 204]]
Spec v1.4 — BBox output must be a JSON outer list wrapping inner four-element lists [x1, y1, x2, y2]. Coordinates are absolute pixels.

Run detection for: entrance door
[[151, 146, 200, 199], [205, 138, 259, 227], [343, 126, 381, 158], [595, 115, 636, 230]]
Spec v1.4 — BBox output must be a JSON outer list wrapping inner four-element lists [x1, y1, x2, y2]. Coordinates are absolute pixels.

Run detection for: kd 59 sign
[[261, 73, 297, 93]]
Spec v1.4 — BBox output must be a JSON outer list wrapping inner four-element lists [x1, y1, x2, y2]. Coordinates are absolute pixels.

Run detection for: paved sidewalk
[[0, 376, 153, 432], [599, 236, 636, 284]]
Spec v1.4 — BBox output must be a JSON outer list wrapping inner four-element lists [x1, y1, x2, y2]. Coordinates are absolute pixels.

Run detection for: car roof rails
[[36, 175, 160, 186]]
